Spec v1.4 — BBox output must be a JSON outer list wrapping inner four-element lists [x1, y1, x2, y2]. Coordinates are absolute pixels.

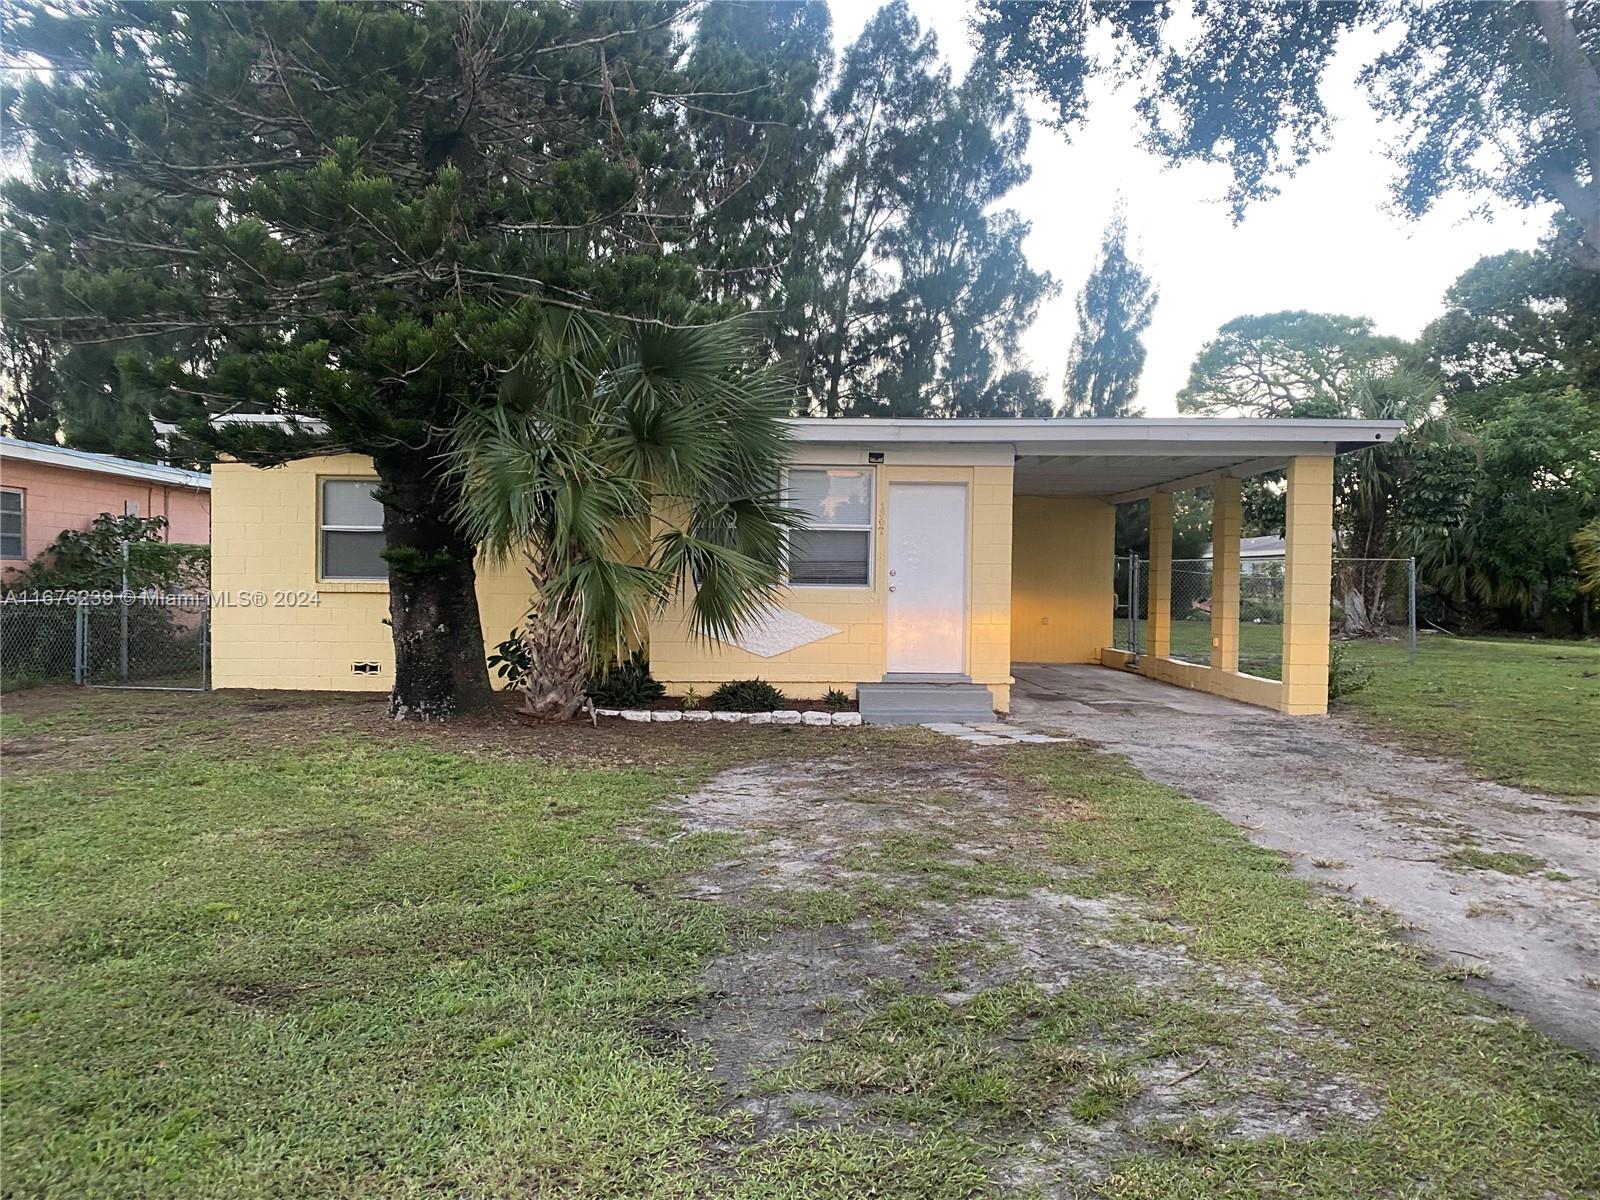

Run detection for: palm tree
[[1337, 363, 1444, 635], [449, 309, 799, 720], [1573, 517, 1600, 600]]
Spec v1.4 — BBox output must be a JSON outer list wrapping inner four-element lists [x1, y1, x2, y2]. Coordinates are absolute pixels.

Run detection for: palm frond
[[449, 306, 800, 674]]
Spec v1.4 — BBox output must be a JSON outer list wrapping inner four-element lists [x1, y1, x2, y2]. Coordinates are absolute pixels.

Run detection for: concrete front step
[[857, 682, 996, 726]]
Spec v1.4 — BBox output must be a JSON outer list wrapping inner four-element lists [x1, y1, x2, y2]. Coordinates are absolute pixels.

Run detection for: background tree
[[1397, 376, 1599, 632], [1423, 228, 1600, 393], [1060, 202, 1158, 417], [450, 311, 796, 721], [1179, 309, 1442, 631], [1, 1, 785, 719], [1178, 312, 1409, 418], [798, 1, 1052, 417], [680, 1, 833, 315], [1403, 235, 1600, 632], [976, 1, 1600, 272]]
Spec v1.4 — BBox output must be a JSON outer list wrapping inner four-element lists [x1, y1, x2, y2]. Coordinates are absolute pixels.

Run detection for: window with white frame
[[787, 468, 873, 586], [1, 488, 23, 559], [320, 479, 386, 580]]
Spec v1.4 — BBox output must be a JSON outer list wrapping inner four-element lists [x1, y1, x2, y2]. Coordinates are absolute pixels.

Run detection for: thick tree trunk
[[374, 454, 495, 721], [519, 606, 589, 721], [516, 557, 590, 721], [1534, 0, 1600, 271], [1340, 504, 1389, 635]]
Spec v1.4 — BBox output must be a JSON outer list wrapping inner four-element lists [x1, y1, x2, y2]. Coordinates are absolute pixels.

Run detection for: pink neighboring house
[[0, 436, 211, 581]]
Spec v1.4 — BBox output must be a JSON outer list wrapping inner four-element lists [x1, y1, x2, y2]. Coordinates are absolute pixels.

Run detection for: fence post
[[119, 541, 130, 682], [1130, 554, 1141, 657], [73, 598, 87, 685], [200, 603, 211, 690], [1408, 557, 1417, 662]]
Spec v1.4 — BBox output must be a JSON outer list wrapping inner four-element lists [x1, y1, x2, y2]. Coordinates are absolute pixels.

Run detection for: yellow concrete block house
[[211, 418, 1398, 719]]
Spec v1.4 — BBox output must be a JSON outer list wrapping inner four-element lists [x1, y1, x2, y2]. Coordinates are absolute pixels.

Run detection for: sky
[[830, 1, 1553, 416]]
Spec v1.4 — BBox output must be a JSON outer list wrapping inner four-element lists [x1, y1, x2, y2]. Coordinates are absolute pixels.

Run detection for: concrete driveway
[[1010, 663, 1600, 1055]]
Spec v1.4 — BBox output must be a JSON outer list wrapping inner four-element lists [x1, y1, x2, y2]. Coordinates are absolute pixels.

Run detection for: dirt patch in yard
[[658, 752, 1378, 1187]]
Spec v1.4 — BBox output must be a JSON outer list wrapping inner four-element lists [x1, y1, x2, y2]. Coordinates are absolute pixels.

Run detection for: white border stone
[[589, 707, 864, 729]]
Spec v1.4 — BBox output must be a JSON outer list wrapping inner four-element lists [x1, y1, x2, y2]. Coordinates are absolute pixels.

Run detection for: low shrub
[[708, 678, 787, 712], [823, 688, 851, 711], [1328, 641, 1373, 701], [587, 650, 666, 708]]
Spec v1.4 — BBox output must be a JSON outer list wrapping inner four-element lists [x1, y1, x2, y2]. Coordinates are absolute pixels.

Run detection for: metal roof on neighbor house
[[0, 436, 212, 489]]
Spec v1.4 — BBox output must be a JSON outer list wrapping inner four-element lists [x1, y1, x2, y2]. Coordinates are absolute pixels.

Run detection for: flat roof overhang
[[788, 417, 1403, 502]]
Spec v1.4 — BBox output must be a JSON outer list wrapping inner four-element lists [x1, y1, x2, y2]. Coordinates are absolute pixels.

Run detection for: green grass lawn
[[1341, 637, 1600, 797], [1114, 616, 1286, 674], [3, 692, 1598, 1197]]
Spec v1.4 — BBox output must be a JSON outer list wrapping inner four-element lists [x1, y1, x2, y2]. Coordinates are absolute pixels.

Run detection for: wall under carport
[[1009, 495, 1115, 663]]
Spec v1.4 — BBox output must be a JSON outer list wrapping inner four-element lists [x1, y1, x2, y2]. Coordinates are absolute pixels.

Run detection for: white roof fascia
[[787, 417, 1402, 454]]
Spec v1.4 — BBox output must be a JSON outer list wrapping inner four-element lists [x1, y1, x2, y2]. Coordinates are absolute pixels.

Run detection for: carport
[[1003, 418, 1402, 716]]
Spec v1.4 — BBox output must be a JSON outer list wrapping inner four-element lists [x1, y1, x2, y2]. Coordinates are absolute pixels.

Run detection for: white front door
[[886, 483, 968, 674]]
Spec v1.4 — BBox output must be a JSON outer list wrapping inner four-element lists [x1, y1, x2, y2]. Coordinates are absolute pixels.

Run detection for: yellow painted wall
[[1281, 455, 1336, 715], [647, 462, 1015, 712], [211, 455, 528, 692], [1009, 496, 1115, 663]]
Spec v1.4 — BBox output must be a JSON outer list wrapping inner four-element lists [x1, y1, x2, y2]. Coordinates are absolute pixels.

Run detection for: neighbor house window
[[1, 488, 23, 559], [320, 479, 386, 580], [787, 468, 873, 586]]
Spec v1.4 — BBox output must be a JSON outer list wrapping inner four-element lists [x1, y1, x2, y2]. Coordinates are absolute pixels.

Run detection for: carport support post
[[1281, 456, 1335, 715], [1211, 477, 1242, 673], [1147, 491, 1174, 660]]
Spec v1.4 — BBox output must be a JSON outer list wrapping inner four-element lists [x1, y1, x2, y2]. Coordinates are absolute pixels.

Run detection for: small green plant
[[1443, 847, 1547, 875], [1328, 641, 1373, 700], [586, 649, 666, 708], [486, 631, 529, 690], [679, 687, 702, 711], [708, 678, 787, 712], [822, 688, 851, 711]]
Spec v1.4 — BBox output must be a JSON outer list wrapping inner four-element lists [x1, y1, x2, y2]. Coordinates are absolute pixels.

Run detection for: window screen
[[788, 469, 872, 586], [321, 479, 386, 580], [1, 489, 22, 559]]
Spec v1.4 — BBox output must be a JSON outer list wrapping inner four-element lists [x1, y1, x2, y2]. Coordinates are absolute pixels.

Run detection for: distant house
[[0, 437, 211, 579], [1203, 535, 1285, 575]]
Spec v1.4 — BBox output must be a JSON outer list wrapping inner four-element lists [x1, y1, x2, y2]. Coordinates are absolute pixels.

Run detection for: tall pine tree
[[1, 1, 789, 718], [1061, 204, 1158, 418], [797, 1, 1052, 418]]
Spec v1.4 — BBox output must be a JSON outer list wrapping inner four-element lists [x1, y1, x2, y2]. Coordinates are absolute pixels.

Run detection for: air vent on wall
[[351, 662, 381, 676]]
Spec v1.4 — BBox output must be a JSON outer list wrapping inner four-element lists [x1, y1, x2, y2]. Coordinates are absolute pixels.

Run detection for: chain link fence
[[1113, 554, 1416, 679], [1, 593, 210, 692]]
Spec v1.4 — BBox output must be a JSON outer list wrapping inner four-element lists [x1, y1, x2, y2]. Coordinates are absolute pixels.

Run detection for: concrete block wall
[[210, 455, 527, 692], [1010, 495, 1115, 664]]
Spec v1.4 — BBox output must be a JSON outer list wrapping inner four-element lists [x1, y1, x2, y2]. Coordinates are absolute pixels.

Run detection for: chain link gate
[[1, 592, 210, 692]]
